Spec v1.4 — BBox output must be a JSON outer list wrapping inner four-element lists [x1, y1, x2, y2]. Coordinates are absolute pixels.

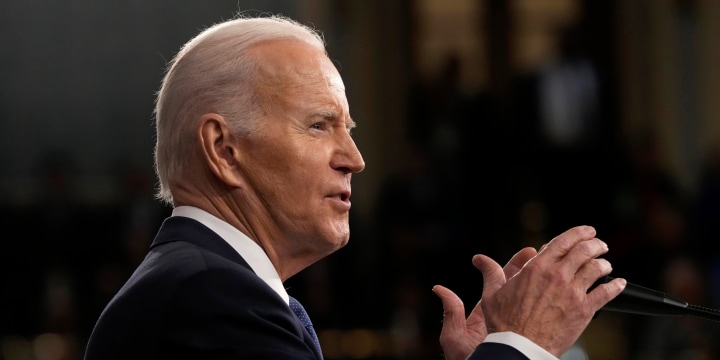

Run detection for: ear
[[197, 113, 244, 188]]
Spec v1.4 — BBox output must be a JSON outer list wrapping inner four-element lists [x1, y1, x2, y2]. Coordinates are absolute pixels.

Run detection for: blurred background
[[2, 0, 720, 359]]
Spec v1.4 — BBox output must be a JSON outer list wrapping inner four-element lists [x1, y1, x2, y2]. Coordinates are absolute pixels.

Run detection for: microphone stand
[[593, 276, 720, 323]]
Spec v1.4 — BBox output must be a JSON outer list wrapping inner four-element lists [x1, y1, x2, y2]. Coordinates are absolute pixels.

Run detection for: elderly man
[[84, 14, 624, 360]]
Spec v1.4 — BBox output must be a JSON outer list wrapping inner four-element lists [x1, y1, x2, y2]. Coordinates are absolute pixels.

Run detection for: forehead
[[253, 40, 348, 109], [253, 40, 342, 86]]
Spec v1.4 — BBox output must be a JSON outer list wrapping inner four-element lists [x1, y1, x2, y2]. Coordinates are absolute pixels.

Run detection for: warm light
[[1, 335, 31, 360], [32, 333, 67, 360]]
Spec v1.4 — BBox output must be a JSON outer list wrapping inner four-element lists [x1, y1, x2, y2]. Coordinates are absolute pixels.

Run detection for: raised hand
[[477, 226, 626, 356], [433, 247, 537, 360], [433, 226, 626, 359]]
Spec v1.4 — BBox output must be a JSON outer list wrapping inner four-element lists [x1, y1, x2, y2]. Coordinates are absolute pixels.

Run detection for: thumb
[[471, 254, 505, 298], [504, 247, 537, 279], [433, 284, 475, 359], [432, 284, 466, 330]]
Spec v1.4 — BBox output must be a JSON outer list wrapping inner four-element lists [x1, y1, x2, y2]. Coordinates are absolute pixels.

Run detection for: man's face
[[236, 39, 365, 258]]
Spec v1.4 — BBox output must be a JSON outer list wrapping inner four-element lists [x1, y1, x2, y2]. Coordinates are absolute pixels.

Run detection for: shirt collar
[[171, 205, 289, 305]]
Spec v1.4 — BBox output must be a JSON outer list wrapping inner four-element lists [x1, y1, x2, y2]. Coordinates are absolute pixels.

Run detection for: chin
[[329, 222, 350, 241], [325, 233, 349, 253]]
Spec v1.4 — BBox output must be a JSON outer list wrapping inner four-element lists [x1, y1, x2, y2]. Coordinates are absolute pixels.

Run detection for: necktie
[[289, 296, 322, 355]]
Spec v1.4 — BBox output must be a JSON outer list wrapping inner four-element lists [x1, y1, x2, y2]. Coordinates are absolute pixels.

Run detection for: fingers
[[533, 226, 626, 338], [587, 276, 627, 310], [565, 238, 610, 280], [539, 225, 597, 258], [575, 253, 626, 311], [533, 226, 611, 287], [461, 226, 625, 357], [503, 247, 537, 279], [472, 248, 536, 282], [432, 285, 466, 335], [575, 257, 613, 289]]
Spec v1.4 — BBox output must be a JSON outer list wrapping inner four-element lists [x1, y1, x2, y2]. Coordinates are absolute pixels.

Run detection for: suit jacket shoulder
[[84, 216, 321, 360]]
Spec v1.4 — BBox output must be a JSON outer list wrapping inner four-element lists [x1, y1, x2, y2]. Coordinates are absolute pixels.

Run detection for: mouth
[[326, 190, 351, 207], [339, 190, 351, 202]]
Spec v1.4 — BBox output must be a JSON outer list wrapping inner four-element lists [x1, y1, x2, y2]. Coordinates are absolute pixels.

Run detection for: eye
[[311, 122, 325, 130]]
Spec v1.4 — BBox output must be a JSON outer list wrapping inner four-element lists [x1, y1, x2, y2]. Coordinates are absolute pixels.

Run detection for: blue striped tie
[[289, 296, 322, 355]]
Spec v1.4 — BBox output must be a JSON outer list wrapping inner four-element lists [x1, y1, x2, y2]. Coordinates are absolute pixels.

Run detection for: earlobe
[[197, 113, 244, 187]]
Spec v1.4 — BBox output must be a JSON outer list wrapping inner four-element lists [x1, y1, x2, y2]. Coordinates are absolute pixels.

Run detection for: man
[[84, 15, 626, 360]]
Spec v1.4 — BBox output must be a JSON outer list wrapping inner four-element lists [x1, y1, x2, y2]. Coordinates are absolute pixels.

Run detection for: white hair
[[153, 15, 326, 205]]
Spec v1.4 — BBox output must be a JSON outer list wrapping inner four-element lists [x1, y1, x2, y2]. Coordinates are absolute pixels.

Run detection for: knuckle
[[575, 238, 606, 258], [580, 240, 598, 257], [552, 269, 571, 285], [595, 258, 612, 272], [576, 225, 596, 237]]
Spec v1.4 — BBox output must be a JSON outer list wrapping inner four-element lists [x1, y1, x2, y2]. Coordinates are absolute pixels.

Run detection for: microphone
[[592, 275, 720, 323]]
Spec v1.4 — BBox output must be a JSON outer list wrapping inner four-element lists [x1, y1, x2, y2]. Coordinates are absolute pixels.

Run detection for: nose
[[332, 134, 365, 174]]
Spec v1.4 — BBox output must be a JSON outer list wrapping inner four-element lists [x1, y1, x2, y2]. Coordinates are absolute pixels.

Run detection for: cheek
[[244, 139, 329, 207], [243, 144, 300, 187], [286, 149, 328, 185], [269, 166, 318, 209]]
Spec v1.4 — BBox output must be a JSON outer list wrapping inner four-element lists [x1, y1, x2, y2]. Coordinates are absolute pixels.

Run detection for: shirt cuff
[[483, 332, 559, 360]]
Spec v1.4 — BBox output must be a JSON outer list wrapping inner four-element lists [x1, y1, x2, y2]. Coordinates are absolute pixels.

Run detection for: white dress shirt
[[484, 332, 558, 360]]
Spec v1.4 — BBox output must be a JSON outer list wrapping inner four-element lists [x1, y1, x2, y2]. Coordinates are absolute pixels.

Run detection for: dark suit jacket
[[84, 216, 323, 360], [468, 342, 530, 359]]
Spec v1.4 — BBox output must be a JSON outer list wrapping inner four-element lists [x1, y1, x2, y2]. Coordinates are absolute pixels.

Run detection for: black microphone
[[592, 275, 720, 323]]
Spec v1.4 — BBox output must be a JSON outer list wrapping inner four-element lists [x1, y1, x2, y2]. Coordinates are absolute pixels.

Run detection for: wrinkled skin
[[434, 226, 627, 359], [178, 39, 366, 281]]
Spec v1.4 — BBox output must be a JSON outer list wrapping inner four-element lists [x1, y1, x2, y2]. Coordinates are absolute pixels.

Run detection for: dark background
[[2, 1, 720, 359]]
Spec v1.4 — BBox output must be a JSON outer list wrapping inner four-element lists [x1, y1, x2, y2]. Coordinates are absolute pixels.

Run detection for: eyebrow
[[317, 110, 356, 130]]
